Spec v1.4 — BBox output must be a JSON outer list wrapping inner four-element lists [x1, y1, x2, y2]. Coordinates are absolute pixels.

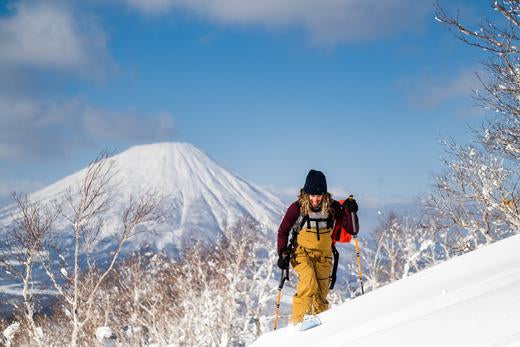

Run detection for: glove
[[342, 196, 358, 213], [347, 212, 359, 236], [277, 248, 290, 270], [347, 222, 359, 236]]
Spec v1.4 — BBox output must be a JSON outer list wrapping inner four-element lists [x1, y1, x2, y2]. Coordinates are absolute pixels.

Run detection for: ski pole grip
[[278, 268, 289, 289]]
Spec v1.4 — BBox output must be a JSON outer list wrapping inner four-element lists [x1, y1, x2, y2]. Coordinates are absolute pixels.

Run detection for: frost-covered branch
[[0, 194, 59, 346]]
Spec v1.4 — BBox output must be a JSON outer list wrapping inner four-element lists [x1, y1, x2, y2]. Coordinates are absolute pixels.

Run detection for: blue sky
[[0, 0, 497, 217]]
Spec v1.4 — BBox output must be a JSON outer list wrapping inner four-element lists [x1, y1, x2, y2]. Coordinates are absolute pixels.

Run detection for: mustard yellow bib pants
[[290, 226, 333, 323]]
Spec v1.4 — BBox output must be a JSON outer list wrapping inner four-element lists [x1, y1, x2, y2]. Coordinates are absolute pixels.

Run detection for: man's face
[[309, 194, 323, 209]]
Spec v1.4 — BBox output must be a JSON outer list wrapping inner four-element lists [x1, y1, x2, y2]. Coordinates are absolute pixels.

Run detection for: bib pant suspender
[[300, 215, 333, 241]]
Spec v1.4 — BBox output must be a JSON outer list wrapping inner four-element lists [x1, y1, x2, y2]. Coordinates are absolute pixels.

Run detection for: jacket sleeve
[[277, 201, 300, 256]]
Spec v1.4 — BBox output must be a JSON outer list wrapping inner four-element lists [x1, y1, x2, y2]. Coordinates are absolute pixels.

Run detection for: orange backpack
[[333, 199, 353, 244]]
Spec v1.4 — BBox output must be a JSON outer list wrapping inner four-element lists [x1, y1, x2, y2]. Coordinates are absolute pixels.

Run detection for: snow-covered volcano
[[0, 142, 285, 254]]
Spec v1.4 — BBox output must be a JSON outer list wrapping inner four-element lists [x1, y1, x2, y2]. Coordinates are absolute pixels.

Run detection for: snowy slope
[[0, 142, 284, 254], [252, 234, 520, 347]]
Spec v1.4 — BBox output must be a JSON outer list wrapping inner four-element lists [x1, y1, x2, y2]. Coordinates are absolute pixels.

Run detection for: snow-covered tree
[[168, 218, 276, 346], [0, 194, 59, 346], [0, 149, 274, 346], [0, 151, 161, 346], [431, 1, 520, 249], [67, 217, 277, 346], [360, 212, 442, 291], [426, 141, 519, 251], [435, 1, 520, 162], [43, 152, 161, 346]]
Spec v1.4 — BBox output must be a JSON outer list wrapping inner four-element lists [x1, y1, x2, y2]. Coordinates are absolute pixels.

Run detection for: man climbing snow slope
[[277, 169, 359, 325]]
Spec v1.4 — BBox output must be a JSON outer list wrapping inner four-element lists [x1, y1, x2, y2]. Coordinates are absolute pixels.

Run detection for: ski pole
[[353, 234, 364, 295], [347, 195, 364, 295], [348, 195, 365, 294], [274, 267, 289, 330]]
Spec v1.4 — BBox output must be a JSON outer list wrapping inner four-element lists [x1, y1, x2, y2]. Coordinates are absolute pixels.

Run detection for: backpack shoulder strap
[[300, 214, 310, 230]]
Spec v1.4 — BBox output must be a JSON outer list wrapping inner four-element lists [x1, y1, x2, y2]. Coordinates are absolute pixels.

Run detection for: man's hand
[[347, 225, 359, 236], [343, 196, 358, 213], [277, 248, 290, 270]]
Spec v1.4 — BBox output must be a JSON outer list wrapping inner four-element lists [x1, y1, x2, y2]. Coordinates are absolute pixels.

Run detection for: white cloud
[[402, 66, 485, 110], [0, 96, 176, 160], [81, 108, 175, 142], [0, 1, 111, 76], [125, 0, 430, 45], [0, 3, 170, 161]]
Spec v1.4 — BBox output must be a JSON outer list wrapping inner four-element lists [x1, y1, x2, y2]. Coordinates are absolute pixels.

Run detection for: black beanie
[[303, 169, 327, 195]]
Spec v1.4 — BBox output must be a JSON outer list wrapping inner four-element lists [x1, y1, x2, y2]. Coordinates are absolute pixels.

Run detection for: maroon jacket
[[277, 200, 357, 255]]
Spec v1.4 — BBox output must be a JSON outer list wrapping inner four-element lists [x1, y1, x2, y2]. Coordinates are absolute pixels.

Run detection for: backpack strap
[[301, 216, 334, 241], [300, 215, 310, 230], [330, 245, 339, 289]]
